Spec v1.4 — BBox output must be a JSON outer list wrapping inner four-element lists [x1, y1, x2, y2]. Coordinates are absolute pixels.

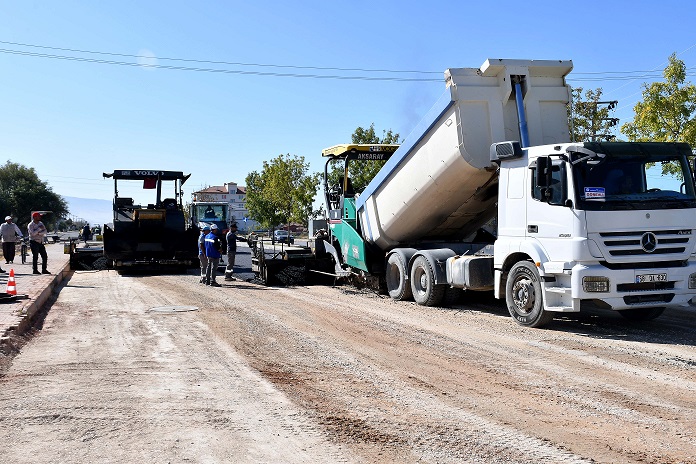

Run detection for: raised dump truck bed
[[356, 59, 573, 249]]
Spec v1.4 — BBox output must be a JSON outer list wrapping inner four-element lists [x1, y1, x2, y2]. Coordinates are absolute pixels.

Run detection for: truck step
[[544, 286, 571, 294], [545, 305, 575, 313]]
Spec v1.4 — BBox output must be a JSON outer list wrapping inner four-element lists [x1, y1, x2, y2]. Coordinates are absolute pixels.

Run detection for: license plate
[[635, 273, 667, 283]]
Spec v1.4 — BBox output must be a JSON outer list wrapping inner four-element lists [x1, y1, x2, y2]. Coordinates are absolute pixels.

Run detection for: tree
[[327, 123, 401, 193], [0, 161, 68, 231], [244, 154, 322, 230], [621, 53, 696, 175], [569, 87, 619, 142]]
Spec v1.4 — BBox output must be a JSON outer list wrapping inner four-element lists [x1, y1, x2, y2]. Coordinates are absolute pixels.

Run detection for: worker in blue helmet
[[198, 223, 211, 283], [203, 223, 222, 286]]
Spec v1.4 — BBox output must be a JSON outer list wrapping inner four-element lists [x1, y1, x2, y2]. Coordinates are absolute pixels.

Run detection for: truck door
[[527, 159, 575, 261]]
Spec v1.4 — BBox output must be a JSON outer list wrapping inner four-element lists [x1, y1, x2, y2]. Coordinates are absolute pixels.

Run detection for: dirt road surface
[[1, 249, 695, 463]]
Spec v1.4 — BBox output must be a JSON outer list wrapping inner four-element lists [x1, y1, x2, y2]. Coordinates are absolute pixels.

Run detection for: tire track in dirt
[[183, 279, 696, 463], [0, 271, 354, 464]]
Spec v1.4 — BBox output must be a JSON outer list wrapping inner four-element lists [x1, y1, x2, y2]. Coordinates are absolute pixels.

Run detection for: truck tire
[[618, 307, 665, 321], [386, 254, 412, 301], [410, 256, 445, 306], [505, 261, 554, 328]]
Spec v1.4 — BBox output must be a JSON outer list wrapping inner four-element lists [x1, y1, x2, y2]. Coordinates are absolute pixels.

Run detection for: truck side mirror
[[536, 156, 552, 188]]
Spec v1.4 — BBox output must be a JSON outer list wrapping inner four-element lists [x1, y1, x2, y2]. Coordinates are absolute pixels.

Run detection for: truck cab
[[493, 140, 696, 325], [190, 201, 231, 267]]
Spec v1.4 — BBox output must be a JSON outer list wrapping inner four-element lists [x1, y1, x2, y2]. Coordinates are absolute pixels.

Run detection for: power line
[[0, 48, 442, 82], [43, 174, 108, 181], [2, 39, 694, 83], [596, 41, 696, 104], [0, 40, 443, 80], [568, 74, 694, 82], [0, 39, 443, 75], [571, 67, 696, 76]]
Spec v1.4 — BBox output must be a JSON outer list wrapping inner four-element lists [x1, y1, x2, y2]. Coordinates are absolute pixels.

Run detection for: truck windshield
[[194, 204, 228, 231], [572, 151, 696, 211], [196, 204, 227, 221]]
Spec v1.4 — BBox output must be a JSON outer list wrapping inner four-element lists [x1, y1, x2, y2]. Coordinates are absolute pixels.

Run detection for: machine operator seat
[[161, 198, 178, 210], [339, 176, 356, 198]]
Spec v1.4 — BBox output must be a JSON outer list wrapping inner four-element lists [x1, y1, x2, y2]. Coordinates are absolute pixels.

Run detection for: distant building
[[192, 182, 259, 232]]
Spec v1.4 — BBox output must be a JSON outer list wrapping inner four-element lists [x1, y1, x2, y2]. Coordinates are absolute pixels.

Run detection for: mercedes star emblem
[[641, 232, 658, 253]]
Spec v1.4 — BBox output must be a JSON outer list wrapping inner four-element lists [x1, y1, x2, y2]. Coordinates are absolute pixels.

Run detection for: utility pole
[[591, 100, 619, 142]]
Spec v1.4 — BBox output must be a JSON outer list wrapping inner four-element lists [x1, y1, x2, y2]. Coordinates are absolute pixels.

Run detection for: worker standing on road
[[81, 223, 92, 243], [224, 222, 238, 281], [204, 223, 222, 286], [28, 212, 50, 275], [198, 223, 210, 283], [0, 215, 22, 268]]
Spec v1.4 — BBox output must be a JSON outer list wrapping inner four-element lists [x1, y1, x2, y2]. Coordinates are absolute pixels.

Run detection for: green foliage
[[245, 154, 322, 229], [0, 161, 68, 230], [327, 123, 401, 193], [56, 217, 74, 232], [569, 87, 618, 142], [621, 53, 696, 175]]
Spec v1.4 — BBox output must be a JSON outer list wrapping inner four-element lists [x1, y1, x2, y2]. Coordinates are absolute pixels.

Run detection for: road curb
[[1, 258, 72, 343], [14, 266, 71, 335]]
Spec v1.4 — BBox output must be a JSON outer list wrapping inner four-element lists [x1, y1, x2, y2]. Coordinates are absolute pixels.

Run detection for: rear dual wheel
[[386, 254, 412, 301], [410, 256, 445, 306], [388, 254, 459, 307]]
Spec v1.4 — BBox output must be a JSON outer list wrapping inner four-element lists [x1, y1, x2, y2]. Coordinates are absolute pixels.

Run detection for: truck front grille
[[600, 230, 690, 257]]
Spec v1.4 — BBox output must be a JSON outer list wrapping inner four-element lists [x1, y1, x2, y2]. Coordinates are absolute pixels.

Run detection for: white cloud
[[136, 49, 158, 70]]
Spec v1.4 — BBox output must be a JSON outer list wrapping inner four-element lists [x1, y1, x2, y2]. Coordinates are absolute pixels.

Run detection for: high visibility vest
[[204, 232, 222, 259]]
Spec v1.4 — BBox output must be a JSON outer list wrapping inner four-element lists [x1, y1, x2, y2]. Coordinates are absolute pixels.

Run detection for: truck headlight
[[689, 273, 696, 289], [583, 276, 609, 293]]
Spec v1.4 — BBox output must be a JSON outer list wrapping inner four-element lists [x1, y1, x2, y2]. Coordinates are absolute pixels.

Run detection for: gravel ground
[[1, 243, 695, 463]]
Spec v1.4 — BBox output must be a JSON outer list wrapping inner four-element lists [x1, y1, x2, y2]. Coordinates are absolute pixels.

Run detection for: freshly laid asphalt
[[0, 241, 72, 345]]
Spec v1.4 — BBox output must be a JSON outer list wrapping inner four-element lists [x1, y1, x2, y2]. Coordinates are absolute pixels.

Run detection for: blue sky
[[1, 1, 695, 210]]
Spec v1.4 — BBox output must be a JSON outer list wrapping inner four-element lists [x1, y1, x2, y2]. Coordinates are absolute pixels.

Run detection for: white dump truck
[[320, 58, 696, 327]]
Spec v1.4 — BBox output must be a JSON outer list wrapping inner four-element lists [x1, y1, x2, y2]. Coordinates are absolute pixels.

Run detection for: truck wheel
[[505, 261, 553, 328], [386, 254, 412, 301], [410, 256, 445, 306], [618, 307, 665, 321]]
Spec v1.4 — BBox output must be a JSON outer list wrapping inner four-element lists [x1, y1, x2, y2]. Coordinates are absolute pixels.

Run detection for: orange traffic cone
[[6, 269, 17, 295]]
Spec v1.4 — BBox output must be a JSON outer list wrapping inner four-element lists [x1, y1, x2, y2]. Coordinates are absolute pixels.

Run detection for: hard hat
[[4, 216, 11, 221], [32, 212, 41, 218], [199, 222, 211, 231], [210, 224, 218, 230]]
